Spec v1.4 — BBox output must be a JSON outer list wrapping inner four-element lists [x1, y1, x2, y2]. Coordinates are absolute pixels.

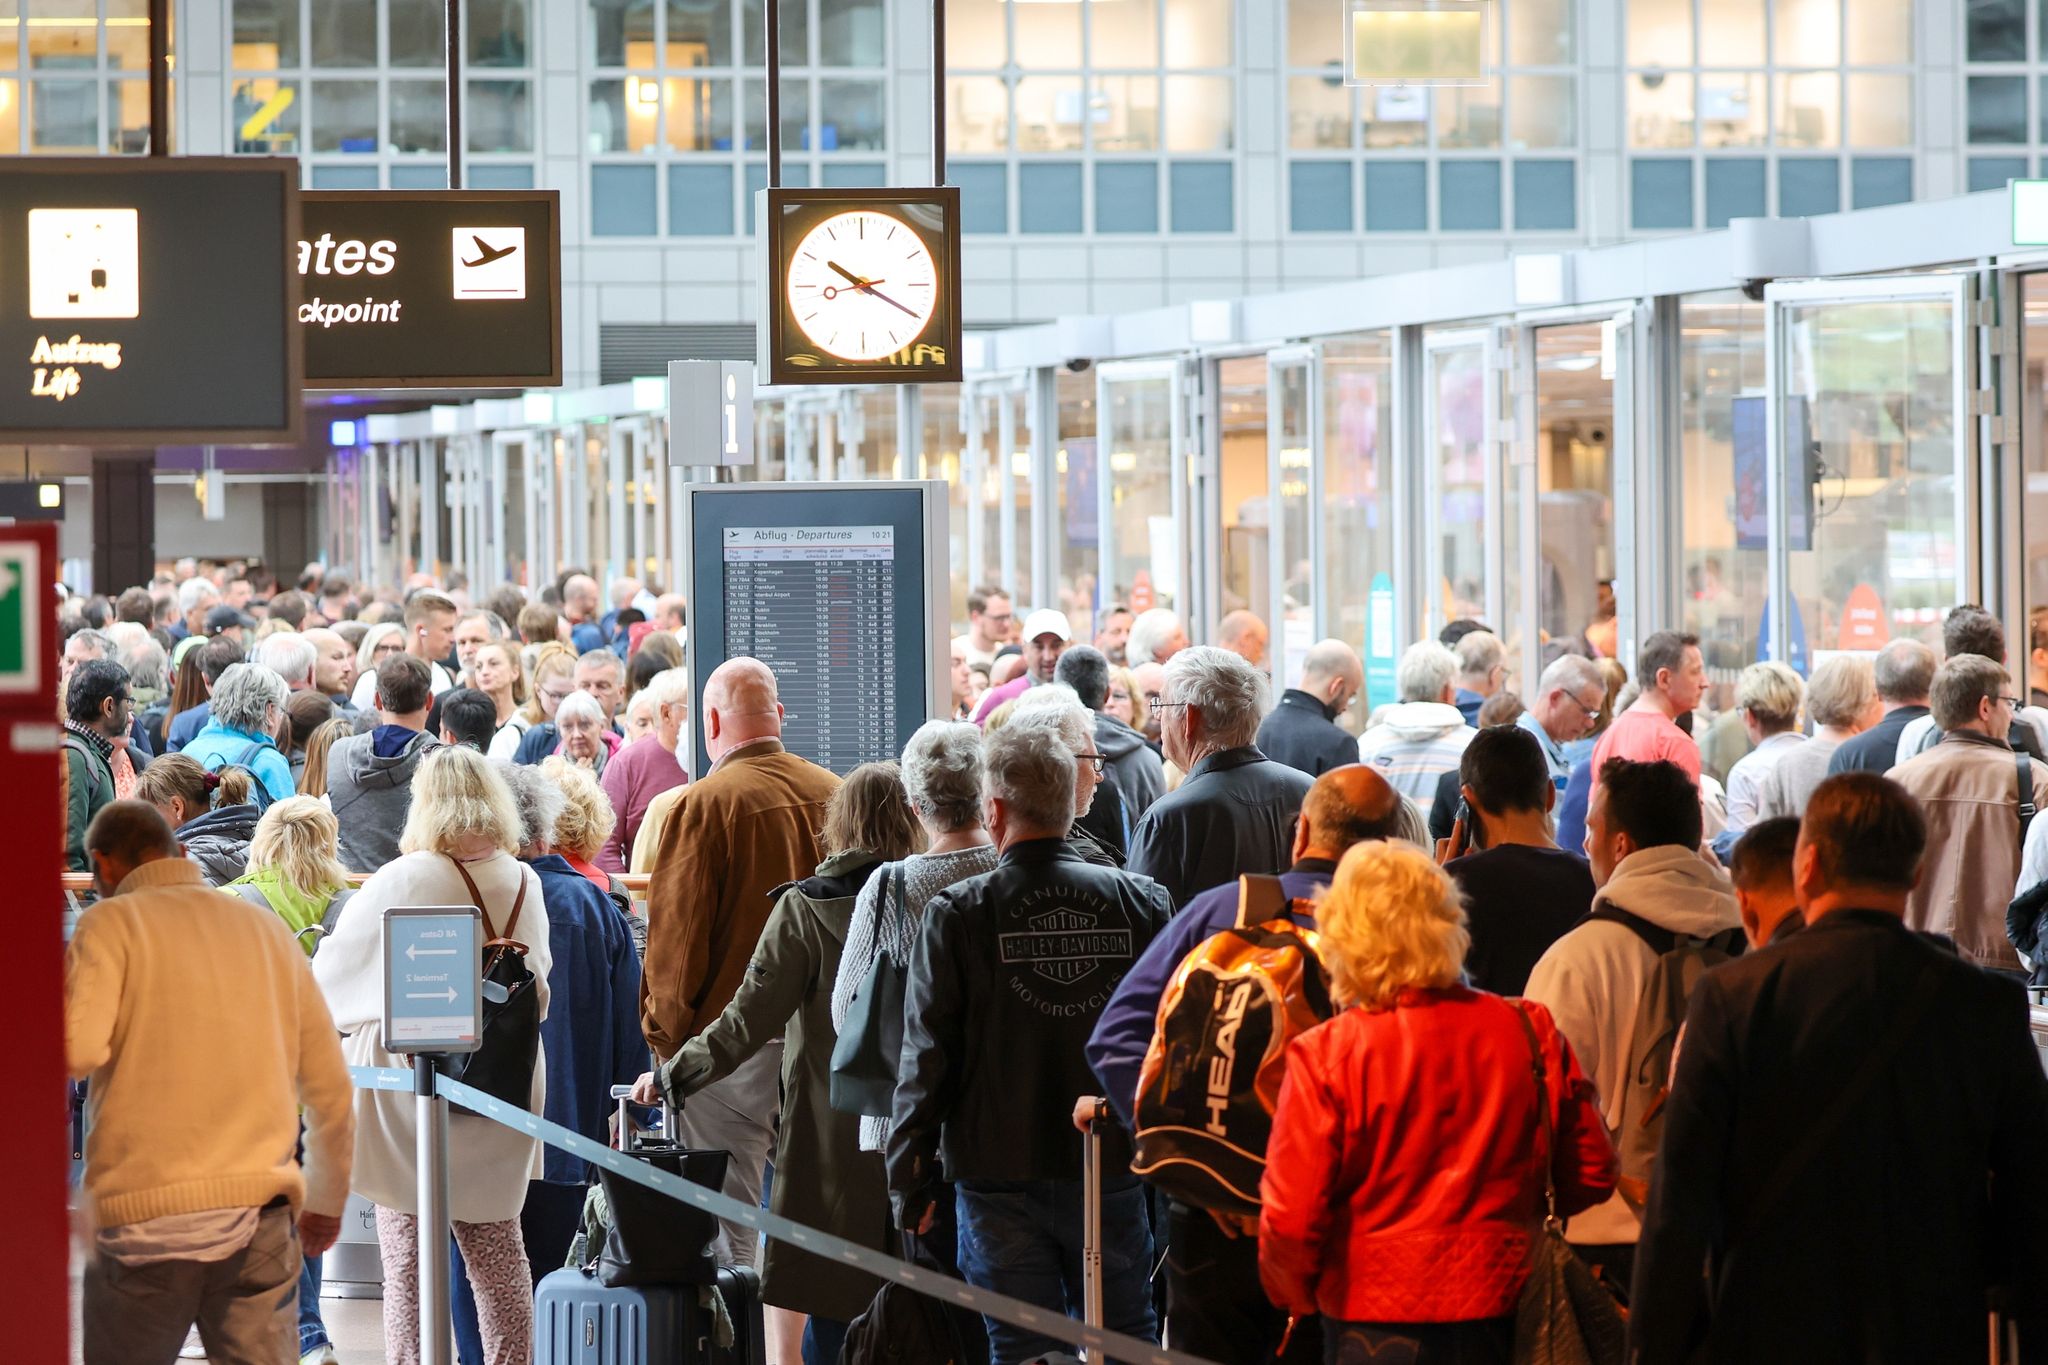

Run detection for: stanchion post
[[416, 1053, 453, 1365]]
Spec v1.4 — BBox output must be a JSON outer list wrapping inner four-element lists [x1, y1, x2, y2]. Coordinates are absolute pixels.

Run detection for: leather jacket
[[886, 838, 1173, 1221]]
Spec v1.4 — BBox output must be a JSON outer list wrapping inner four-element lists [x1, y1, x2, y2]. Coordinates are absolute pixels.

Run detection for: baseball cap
[[206, 604, 256, 634], [1022, 609, 1073, 643]]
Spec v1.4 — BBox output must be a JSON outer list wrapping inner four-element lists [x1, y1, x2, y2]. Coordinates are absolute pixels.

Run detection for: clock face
[[784, 209, 941, 362]]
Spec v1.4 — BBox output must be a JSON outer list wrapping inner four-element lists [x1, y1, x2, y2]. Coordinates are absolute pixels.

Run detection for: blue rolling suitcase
[[534, 1264, 763, 1365]]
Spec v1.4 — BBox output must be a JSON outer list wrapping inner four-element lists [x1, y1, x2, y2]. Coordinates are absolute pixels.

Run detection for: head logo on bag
[[1131, 875, 1335, 1215]]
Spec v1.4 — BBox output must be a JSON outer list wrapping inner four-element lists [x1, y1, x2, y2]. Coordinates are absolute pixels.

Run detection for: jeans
[[82, 1203, 299, 1365], [955, 1177, 1157, 1365], [452, 1180, 587, 1365], [1321, 1316, 1513, 1365], [297, 1250, 329, 1354], [802, 1316, 849, 1365], [1163, 1202, 1319, 1365]]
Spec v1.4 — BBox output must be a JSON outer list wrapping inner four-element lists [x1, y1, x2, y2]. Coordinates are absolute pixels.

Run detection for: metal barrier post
[[416, 1053, 453, 1365]]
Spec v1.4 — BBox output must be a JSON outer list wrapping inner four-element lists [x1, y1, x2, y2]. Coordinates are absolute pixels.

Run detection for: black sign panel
[[0, 158, 300, 445], [759, 187, 962, 386], [299, 190, 561, 389]]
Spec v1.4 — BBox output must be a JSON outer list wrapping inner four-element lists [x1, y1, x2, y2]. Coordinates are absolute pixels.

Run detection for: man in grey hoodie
[[326, 653, 443, 872], [1524, 756, 1741, 1292]]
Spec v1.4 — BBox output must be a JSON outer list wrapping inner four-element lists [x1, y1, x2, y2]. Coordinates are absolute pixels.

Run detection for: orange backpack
[[1129, 874, 1335, 1215]]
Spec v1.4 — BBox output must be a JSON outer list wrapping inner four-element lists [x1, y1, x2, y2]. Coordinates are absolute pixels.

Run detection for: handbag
[[594, 1144, 731, 1287], [830, 864, 910, 1118], [1509, 1001, 1627, 1365], [437, 854, 542, 1113]]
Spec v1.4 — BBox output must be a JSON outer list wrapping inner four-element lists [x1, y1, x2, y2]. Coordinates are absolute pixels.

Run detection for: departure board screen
[[685, 484, 943, 778]]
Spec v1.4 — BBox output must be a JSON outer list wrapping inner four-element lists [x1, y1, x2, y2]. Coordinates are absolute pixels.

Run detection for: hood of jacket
[[1095, 713, 1149, 760], [1592, 844, 1740, 937], [345, 728, 439, 790], [1373, 700, 1470, 742], [178, 803, 260, 885], [780, 848, 882, 947]]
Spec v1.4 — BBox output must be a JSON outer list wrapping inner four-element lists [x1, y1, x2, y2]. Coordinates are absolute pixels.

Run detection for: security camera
[[1063, 357, 1093, 374], [1588, 426, 1609, 445], [1741, 279, 1770, 302]]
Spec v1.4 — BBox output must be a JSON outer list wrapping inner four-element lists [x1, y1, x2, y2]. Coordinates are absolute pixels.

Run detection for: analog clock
[[784, 209, 941, 362], [759, 186, 962, 385]]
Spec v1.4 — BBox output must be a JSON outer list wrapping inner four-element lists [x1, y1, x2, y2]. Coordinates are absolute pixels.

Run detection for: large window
[[0, 0, 163, 154], [1056, 370, 1099, 622], [587, 0, 886, 236], [1963, 0, 2048, 191], [1216, 355, 1270, 621], [231, 0, 533, 186], [1624, 0, 1914, 228], [948, 0, 1237, 235], [1285, 0, 1578, 233]]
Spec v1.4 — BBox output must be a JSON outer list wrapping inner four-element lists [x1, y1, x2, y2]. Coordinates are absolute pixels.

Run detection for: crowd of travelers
[[56, 557, 2048, 1365]]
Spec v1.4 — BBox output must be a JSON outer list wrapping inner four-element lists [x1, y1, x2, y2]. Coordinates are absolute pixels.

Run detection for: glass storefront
[[1677, 292, 1769, 704]]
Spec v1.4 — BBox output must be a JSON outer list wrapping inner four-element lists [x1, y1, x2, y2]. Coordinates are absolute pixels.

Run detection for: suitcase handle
[[1080, 1097, 1107, 1353], [611, 1084, 678, 1149]]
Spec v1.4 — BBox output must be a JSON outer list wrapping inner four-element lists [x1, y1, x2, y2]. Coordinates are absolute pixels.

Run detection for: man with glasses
[[65, 659, 133, 871], [955, 585, 1014, 670], [1522, 653, 1611, 792], [1890, 654, 2048, 978]]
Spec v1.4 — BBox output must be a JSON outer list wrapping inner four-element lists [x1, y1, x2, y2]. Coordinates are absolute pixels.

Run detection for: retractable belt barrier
[[349, 1065, 1217, 1365]]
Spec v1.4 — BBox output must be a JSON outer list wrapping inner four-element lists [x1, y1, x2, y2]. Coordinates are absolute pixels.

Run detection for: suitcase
[[534, 1265, 762, 1365]]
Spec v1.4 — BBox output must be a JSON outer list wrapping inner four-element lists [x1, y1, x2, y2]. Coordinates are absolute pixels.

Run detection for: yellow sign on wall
[[1345, 0, 1490, 87]]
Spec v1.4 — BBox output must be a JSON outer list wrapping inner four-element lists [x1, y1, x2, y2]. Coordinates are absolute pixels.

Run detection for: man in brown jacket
[[1890, 654, 2048, 975], [639, 656, 841, 1268]]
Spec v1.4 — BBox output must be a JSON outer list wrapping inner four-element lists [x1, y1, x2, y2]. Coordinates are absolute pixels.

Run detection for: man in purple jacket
[[1084, 762, 1404, 1365]]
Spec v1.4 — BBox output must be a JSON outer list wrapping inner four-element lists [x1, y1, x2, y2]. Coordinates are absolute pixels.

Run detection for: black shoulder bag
[[438, 855, 542, 1113], [830, 863, 911, 1118]]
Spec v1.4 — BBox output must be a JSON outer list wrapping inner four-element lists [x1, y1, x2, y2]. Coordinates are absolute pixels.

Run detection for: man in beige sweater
[[67, 801, 354, 1365]]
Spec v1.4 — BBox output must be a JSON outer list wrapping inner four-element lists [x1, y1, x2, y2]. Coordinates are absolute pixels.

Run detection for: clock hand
[[857, 282, 923, 319], [826, 260, 866, 287], [824, 257, 921, 318]]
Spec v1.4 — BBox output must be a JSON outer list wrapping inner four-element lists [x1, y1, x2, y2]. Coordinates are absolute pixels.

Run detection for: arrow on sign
[[0, 561, 15, 599], [405, 988, 459, 1003], [406, 944, 457, 961]]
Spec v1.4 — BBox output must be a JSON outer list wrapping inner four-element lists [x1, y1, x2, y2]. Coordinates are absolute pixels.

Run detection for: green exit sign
[[2014, 179, 2048, 245], [0, 538, 41, 692]]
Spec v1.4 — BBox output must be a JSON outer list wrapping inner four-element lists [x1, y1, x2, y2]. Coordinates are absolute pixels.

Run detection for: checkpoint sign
[[381, 906, 482, 1054], [298, 190, 561, 389]]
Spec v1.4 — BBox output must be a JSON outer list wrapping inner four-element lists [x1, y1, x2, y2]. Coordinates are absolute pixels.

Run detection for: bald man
[[1086, 764, 1403, 1365], [1216, 609, 1270, 671], [562, 573, 604, 652], [633, 656, 840, 1272], [1258, 638, 1365, 777]]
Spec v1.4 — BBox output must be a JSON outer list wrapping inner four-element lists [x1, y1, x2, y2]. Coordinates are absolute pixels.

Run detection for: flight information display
[[684, 483, 946, 778], [722, 525, 898, 772]]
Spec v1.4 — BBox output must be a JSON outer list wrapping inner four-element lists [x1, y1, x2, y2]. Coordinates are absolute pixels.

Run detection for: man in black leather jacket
[[1129, 645, 1312, 907], [887, 724, 1172, 1364]]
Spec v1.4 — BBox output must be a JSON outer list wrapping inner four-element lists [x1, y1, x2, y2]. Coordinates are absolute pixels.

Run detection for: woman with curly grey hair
[[831, 720, 997, 1155]]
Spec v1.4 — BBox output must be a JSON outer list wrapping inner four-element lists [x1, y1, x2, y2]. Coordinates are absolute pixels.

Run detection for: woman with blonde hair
[[223, 795, 356, 1364], [519, 642, 577, 728], [472, 638, 532, 760], [1105, 665, 1151, 737], [297, 716, 354, 800], [226, 796, 353, 951], [314, 746, 551, 1365], [1259, 840, 1616, 1365], [353, 621, 406, 684], [539, 754, 620, 893]]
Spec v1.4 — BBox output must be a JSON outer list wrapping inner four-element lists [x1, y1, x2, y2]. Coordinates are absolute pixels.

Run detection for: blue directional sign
[[381, 906, 482, 1054]]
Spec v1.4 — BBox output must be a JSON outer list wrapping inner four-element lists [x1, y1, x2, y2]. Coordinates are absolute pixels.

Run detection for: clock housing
[[758, 186, 962, 386]]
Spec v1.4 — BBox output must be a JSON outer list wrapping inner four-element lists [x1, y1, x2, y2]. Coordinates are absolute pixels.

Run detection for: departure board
[[722, 525, 899, 772], [683, 482, 947, 779]]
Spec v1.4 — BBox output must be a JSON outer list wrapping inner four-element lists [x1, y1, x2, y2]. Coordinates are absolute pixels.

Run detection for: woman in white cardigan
[[314, 745, 552, 1365]]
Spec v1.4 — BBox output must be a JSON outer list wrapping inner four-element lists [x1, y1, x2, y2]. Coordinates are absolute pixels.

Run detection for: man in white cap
[[970, 608, 1073, 725]]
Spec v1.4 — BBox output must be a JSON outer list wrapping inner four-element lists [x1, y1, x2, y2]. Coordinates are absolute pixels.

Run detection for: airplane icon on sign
[[461, 235, 518, 268]]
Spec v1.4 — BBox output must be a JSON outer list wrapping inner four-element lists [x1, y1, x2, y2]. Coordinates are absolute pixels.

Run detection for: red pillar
[[0, 524, 70, 1360]]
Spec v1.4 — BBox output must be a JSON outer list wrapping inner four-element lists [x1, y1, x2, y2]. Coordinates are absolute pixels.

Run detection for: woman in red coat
[[1259, 840, 1617, 1365]]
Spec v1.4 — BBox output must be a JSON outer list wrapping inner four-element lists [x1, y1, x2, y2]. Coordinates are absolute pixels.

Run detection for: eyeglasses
[[2000, 695, 2023, 708], [1078, 753, 1107, 774], [1152, 700, 1188, 711]]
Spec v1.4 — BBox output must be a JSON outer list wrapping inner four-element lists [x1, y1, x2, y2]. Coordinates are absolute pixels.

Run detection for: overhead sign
[[669, 360, 756, 466], [0, 481, 63, 522], [0, 158, 301, 445], [299, 190, 561, 389], [381, 906, 483, 1054], [758, 187, 962, 386]]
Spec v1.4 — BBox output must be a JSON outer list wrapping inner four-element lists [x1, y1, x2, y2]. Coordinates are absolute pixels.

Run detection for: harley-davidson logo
[[999, 906, 1132, 986]]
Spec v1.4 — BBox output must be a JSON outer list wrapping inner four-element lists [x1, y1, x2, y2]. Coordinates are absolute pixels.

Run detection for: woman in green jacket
[[227, 796, 352, 953]]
